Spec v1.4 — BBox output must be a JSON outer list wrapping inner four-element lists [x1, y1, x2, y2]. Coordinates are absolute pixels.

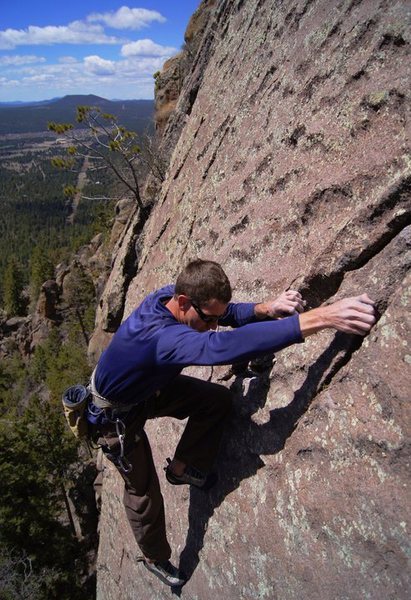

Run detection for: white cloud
[[84, 55, 116, 76], [121, 38, 177, 57], [2, 54, 165, 84], [0, 65, 155, 100], [120, 56, 170, 76], [0, 21, 124, 50], [87, 6, 165, 30], [26, 73, 54, 83], [0, 50, 173, 101], [58, 56, 78, 64], [0, 76, 19, 86], [0, 54, 46, 66]]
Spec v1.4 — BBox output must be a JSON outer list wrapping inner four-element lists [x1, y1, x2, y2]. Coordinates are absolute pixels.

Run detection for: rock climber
[[87, 259, 376, 586]]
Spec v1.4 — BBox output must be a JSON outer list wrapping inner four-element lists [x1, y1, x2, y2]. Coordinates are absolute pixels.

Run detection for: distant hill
[[0, 98, 62, 107], [0, 95, 155, 135]]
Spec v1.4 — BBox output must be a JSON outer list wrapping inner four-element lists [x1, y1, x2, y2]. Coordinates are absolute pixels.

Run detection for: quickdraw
[[104, 413, 133, 474]]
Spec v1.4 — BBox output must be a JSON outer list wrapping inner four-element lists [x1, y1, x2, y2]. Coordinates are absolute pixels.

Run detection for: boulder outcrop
[[95, 0, 411, 598], [154, 0, 216, 136]]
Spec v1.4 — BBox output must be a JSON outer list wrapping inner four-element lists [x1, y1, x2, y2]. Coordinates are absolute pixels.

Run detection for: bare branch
[[86, 165, 108, 172], [80, 195, 121, 201]]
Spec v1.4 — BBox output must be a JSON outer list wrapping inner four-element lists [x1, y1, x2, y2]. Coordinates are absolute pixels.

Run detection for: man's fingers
[[356, 293, 375, 306], [355, 316, 376, 328], [295, 301, 305, 313], [340, 306, 376, 334], [325, 295, 378, 336], [338, 319, 373, 335], [348, 325, 369, 336], [279, 299, 305, 314], [285, 290, 305, 302], [353, 314, 375, 328], [283, 290, 306, 313], [341, 297, 376, 318], [352, 318, 375, 333], [285, 289, 300, 297], [355, 302, 375, 314], [265, 290, 307, 318]]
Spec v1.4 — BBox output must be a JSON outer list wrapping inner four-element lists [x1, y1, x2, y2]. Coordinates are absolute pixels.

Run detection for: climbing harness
[[62, 369, 134, 473], [88, 368, 134, 474]]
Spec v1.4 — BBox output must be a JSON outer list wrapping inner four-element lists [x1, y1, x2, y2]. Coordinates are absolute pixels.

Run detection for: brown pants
[[93, 375, 233, 561]]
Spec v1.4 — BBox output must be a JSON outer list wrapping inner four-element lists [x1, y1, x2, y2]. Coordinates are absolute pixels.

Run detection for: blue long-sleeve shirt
[[93, 285, 303, 408]]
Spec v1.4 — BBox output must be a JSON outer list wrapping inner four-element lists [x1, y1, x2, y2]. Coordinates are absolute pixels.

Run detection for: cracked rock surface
[[95, 1, 411, 598]]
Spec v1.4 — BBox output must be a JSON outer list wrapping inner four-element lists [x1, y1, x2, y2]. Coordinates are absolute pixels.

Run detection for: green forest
[[0, 135, 115, 311], [0, 102, 156, 596], [0, 267, 98, 599], [0, 130, 113, 598]]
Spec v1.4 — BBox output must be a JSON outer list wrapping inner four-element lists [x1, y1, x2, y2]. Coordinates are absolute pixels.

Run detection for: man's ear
[[177, 294, 191, 314]]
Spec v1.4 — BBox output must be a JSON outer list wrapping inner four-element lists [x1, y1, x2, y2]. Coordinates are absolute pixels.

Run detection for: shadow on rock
[[178, 332, 361, 583]]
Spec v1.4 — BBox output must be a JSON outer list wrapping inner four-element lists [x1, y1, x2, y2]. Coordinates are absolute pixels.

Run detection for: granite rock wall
[[96, 1, 411, 598]]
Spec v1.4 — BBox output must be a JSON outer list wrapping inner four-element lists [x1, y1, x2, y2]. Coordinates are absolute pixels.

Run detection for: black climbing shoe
[[143, 560, 186, 587], [164, 457, 217, 489]]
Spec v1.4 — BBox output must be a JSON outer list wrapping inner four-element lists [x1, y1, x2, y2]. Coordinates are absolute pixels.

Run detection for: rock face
[[35, 280, 60, 320], [96, 0, 411, 598], [154, 0, 216, 136]]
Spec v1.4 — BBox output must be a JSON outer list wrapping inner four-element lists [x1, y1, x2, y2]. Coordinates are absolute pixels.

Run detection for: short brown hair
[[175, 259, 232, 306]]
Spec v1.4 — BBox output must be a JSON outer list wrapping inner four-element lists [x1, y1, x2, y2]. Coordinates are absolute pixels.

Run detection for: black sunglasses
[[191, 300, 221, 324]]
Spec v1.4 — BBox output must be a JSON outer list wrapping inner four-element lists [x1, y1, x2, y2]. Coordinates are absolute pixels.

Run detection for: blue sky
[[0, 1, 200, 101]]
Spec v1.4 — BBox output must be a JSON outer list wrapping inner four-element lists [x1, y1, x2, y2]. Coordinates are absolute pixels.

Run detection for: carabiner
[[117, 419, 133, 473], [118, 456, 133, 473]]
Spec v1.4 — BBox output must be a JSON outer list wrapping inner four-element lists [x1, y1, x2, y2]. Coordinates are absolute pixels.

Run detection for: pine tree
[[29, 245, 54, 307], [3, 256, 26, 317], [0, 390, 97, 599], [62, 263, 96, 346], [48, 106, 147, 214]]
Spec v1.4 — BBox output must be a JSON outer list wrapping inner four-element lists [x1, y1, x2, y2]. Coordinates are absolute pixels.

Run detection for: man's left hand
[[255, 290, 306, 319]]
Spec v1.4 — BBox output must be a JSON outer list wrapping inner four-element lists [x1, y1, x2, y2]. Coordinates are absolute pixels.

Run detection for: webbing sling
[[89, 368, 161, 411], [89, 368, 131, 413]]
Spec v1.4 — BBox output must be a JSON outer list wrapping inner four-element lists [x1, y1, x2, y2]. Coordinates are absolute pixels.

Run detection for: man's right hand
[[299, 294, 377, 338]]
